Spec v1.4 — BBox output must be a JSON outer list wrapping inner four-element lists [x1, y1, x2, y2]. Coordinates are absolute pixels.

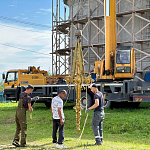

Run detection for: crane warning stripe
[[135, 98, 143, 102]]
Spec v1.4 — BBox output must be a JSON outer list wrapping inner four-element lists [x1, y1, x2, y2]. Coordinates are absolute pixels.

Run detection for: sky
[[0, 0, 69, 80]]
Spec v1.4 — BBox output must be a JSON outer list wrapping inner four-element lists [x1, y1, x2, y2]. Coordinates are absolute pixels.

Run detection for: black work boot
[[93, 142, 102, 146]]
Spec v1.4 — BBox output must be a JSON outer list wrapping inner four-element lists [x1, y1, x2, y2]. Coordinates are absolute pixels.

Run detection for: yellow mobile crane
[[94, 0, 136, 81], [92, 0, 150, 109]]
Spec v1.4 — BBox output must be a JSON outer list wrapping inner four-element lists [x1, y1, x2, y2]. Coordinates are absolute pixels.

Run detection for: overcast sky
[[0, 0, 69, 80]]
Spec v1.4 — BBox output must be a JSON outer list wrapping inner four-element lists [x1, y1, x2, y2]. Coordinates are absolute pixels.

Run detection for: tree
[[0, 80, 4, 92]]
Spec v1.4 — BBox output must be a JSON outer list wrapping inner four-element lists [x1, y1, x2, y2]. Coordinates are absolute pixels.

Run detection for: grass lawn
[[1, 102, 150, 149]]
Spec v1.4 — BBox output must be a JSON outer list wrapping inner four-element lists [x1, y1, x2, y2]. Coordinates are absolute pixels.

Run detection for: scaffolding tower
[[51, 0, 150, 80]]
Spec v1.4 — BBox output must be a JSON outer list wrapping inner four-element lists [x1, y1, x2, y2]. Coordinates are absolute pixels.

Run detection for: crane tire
[[81, 91, 93, 109]]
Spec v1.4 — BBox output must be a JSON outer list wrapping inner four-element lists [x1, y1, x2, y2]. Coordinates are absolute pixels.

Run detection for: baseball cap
[[26, 84, 34, 89]]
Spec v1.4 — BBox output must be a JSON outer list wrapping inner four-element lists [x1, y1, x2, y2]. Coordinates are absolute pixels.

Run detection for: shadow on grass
[[111, 102, 150, 109], [104, 102, 150, 114], [28, 142, 53, 150], [32, 103, 48, 109], [28, 142, 94, 150]]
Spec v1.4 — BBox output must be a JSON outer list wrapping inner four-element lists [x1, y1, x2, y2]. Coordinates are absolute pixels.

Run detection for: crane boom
[[94, 0, 136, 81]]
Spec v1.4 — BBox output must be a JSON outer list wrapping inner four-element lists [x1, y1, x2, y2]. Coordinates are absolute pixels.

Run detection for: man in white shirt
[[51, 90, 67, 149]]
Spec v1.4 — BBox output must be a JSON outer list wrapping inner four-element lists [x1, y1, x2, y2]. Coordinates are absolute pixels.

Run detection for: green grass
[[1, 102, 150, 149]]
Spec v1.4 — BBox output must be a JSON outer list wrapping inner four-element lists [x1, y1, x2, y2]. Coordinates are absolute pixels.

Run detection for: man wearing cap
[[86, 84, 104, 145], [12, 84, 34, 147]]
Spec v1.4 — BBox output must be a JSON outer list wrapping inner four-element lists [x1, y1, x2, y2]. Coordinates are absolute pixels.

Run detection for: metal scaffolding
[[51, 0, 150, 79]]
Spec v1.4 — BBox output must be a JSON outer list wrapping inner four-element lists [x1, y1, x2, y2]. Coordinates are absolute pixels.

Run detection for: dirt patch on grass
[[0, 120, 15, 124], [0, 115, 15, 124]]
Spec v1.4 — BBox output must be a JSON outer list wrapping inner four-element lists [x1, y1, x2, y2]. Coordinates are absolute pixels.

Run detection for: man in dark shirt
[[86, 84, 105, 145], [12, 84, 33, 147], [120, 52, 130, 63]]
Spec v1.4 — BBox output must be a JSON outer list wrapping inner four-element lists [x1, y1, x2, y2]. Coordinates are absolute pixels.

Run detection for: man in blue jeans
[[51, 90, 67, 149], [86, 84, 105, 145]]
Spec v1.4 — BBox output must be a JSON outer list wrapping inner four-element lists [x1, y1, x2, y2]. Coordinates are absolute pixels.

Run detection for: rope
[[63, 85, 71, 107], [29, 98, 38, 130], [76, 113, 89, 144], [29, 111, 35, 129]]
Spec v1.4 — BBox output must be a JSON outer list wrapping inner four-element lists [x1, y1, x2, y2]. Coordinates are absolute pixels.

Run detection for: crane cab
[[114, 46, 136, 80], [94, 46, 136, 81]]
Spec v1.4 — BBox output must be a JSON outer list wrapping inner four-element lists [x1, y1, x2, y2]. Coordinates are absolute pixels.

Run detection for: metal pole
[[59, 0, 60, 74], [71, 0, 73, 74], [140, 0, 143, 77], [132, 0, 135, 47], [88, 0, 91, 73], [52, 0, 54, 75], [65, 7, 67, 74], [118, 0, 121, 42], [69, 0, 71, 74], [97, 0, 99, 61], [56, 0, 58, 75], [81, 0, 83, 46]]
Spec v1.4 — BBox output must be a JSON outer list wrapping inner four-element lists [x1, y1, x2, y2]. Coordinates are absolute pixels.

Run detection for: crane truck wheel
[[81, 91, 93, 109], [104, 100, 113, 109]]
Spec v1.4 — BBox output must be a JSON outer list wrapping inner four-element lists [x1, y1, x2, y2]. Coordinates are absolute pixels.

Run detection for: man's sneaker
[[12, 141, 20, 147], [53, 143, 57, 147], [57, 144, 67, 149]]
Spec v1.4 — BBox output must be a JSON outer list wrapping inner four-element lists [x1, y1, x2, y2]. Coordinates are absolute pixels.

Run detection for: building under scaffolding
[[51, 0, 150, 80]]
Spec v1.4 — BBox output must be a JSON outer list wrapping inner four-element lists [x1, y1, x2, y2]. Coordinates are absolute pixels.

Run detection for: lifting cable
[[63, 85, 71, 107]]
